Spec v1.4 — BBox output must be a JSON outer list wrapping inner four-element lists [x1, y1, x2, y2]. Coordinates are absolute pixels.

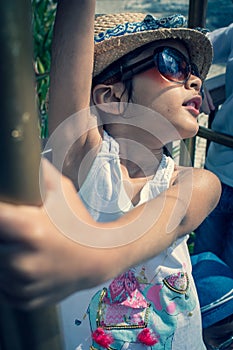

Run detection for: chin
[[180, 124, 199, 139]]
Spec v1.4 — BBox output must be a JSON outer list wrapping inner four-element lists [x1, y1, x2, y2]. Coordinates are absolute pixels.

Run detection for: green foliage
[[32, 0, 57, 138], [187, 231, 196, 255]]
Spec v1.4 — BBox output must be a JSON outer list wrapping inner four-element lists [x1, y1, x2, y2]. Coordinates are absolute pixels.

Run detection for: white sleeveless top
[[59, 132, 206, 350]]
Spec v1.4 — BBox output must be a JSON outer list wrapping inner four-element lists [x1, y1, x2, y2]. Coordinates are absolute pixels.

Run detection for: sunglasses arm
[[121, 56, 155, 80]]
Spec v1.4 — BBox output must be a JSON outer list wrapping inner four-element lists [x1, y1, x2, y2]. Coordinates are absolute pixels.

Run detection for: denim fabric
[[194, 182, 233, 270]]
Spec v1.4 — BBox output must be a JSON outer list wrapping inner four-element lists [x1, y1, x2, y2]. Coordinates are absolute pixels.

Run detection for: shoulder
[[168, 167, 221, 236], [193, 168, 221, 205], [179, 166, 221, 218], [173, 166, 221, 210], [190, 167, 220, 187], [176, 166, 220, 188]]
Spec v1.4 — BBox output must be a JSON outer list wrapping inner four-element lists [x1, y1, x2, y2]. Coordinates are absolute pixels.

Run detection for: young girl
[[47, 1, 218, 349]]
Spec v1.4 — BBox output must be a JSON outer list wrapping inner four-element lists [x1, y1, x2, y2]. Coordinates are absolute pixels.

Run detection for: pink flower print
[[125, 270, 139, 294], [108, 270, 140, 303], [121, 288, 148, 308]]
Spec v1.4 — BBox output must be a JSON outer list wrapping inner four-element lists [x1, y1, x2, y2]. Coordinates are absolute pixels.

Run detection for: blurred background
[[96, 0, 233, 30]]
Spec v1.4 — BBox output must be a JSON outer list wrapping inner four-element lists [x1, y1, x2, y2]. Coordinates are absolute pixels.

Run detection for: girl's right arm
[[48, 0, 101, 189], [0, 161, 221, 309], [49, 0, 95, 131]]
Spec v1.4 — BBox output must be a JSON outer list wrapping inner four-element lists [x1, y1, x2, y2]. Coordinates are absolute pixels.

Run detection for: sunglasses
[[207, 336, 233, 350], [121, 46, 200, 85]]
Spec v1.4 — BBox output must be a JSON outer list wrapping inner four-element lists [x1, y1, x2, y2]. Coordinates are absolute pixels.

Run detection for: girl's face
[[127, 39, 202, 141]]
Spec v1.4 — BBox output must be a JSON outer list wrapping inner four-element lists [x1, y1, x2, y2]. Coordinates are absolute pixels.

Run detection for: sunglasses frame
[[121, 46, 199, 84]]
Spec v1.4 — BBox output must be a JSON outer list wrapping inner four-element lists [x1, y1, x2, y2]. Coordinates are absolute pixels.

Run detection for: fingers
[[0, 202, 45, 244], [0, 255, 56, 309], [0, 205, 31, 242], [0, 262, 76, 310], [0, 280, 60, 310]]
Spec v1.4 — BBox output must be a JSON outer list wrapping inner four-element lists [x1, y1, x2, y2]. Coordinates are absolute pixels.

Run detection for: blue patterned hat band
[[93, 12, 213, 81], [94, 14, 187, 43]]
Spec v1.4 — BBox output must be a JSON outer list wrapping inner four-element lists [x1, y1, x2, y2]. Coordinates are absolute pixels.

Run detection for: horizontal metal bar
[[197, 126, 233, 149]]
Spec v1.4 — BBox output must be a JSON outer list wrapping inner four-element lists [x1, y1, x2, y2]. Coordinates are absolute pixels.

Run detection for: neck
[[118, 140, 164, 178]]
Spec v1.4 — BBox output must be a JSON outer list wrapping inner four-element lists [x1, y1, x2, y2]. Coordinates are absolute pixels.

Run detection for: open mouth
[[183, 97, 202, 110]]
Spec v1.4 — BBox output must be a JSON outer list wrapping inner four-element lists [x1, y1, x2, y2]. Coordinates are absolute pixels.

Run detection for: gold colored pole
[[0, 0, 64, 348], [0, 0, 42, 204]]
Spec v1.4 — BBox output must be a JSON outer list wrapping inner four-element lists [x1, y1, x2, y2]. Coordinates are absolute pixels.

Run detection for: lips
[[183, 96, 202, 115]]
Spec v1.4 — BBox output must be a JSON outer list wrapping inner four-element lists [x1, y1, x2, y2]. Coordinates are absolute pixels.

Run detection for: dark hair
[[92, 44, 151, 102], [92, 40, 163, 87]]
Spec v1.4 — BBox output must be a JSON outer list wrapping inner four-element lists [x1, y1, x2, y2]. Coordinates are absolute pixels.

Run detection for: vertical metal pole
[[0, 0, 41, 204], [0, 0, 64, 348], [188, 0, 208, 28]]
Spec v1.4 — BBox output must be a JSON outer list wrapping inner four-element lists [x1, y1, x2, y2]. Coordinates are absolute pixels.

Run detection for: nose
[[185, 74, 202, 94]]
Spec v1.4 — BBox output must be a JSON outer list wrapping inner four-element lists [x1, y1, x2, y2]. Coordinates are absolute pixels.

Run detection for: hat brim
[[94, 27, 213, 81]]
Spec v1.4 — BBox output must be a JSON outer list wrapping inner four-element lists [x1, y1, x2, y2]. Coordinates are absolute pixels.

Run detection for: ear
[[92, 82, 127, 115]]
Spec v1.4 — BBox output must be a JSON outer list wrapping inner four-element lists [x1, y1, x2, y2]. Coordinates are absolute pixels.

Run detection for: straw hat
[[93, 13, 213, 82]]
